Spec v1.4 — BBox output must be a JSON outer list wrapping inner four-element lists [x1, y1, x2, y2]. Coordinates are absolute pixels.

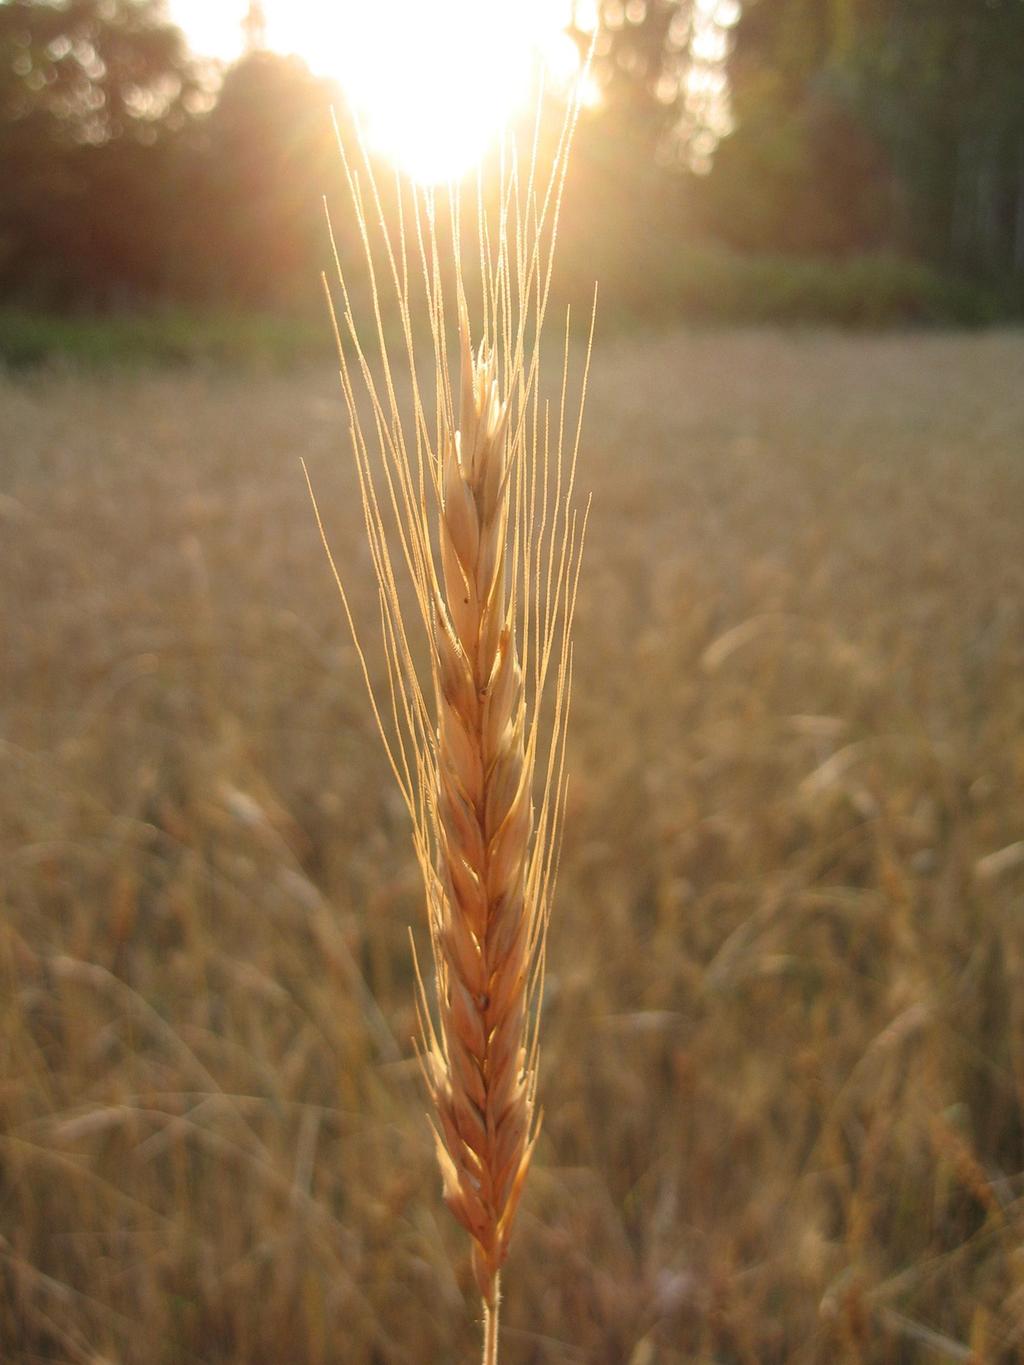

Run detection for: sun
[[170, 1, 596, 183], [170, 0, 596, 183], [296, 0, 586, 184]]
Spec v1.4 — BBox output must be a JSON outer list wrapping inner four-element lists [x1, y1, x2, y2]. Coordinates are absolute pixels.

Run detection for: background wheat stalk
[[307, 108, 591, 1362]]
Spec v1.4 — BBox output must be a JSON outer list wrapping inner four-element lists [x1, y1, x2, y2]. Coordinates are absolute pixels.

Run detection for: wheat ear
[[309, 108, 592, 1363], [427, 303, 535, 1331]]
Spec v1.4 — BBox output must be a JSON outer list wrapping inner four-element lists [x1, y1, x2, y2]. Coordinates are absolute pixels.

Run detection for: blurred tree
[[0, 0, 205, 304], [698, 0, 893, 254], [186, 51, 344, 308], [568, 0, 743, 170], [0, 0, 200, 144], [5, 0, 1021, 319], [574, 0, 694, 152], [702, 0, 1024, 276], [559, 1, 688, 312], [839, 0, 1024, 276]]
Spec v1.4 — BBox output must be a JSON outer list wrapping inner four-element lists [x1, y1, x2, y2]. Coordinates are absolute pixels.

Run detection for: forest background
[[3, 0, 1024, 367]]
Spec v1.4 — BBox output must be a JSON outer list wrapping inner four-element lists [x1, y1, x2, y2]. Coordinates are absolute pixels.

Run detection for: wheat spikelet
[[307, 105, 592, 1362], [427, 305, 535, 1316]]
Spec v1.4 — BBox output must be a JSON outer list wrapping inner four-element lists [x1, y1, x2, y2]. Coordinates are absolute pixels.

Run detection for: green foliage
[[0, 253, 1005, 377], [0, 0, 200, 145], [696, 82, 892, 255], [837, 0, 1024, 275], [0, 0, 204, 304], [705, 0, 1024, 279], [663, 249, 1003, 325], [0, 306, 331, 368], [577, 245, 1004, 328]]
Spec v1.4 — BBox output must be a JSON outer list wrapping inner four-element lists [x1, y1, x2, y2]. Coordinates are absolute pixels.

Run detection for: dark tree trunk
[[1014, 135, 1024, 275]]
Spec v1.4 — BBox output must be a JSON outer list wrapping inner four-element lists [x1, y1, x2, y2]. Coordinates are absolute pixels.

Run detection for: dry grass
[[2, 327, 1024, 1363]]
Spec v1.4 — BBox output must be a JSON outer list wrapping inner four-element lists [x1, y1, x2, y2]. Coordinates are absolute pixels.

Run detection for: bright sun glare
[[328, 1, 588, 183], [174, 0, 594, 184]]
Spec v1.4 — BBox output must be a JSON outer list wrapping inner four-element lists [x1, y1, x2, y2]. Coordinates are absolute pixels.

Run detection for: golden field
[[3, 328, 1024, 1363]]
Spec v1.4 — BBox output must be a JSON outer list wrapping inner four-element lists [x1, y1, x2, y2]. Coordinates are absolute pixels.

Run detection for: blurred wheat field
[[3, 328, 1024, 1364]]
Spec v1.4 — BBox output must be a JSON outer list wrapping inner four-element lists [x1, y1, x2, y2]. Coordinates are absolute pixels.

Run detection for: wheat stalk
[[307, 105, 592, 1363]]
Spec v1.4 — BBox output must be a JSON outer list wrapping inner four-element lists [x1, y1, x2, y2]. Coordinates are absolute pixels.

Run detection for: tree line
[[704, 0, 1024, 276], [1, 0, 1022, 313]]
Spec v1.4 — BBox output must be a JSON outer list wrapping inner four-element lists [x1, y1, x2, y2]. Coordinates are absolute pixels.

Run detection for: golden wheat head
[[307, 103, 592, 1363]]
